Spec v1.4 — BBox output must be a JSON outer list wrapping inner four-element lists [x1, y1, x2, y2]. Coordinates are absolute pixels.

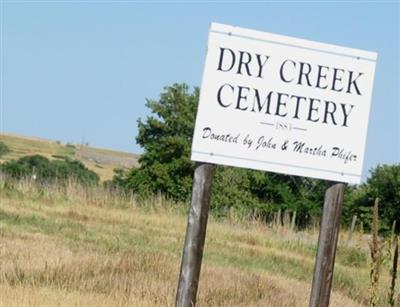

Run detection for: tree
[[112, 83, 326, 225], [367, 165, 400, 224], [344, 164, 400, 233], [115, 84, 198, 200], [246, 171, 326, 227]]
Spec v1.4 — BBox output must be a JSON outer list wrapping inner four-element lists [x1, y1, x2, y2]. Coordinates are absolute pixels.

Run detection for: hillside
[[0, 179, 396, 306], [0, 133, 139, 181]]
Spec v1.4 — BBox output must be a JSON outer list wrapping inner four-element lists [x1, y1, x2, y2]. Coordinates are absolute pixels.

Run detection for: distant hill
[[0, 133, 139, 181]]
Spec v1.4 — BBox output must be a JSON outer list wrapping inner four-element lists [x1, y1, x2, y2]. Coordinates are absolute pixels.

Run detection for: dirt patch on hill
[[76, 147, 139, 169]]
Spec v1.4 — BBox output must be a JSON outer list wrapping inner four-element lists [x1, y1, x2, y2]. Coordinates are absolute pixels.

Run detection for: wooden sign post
[[309, 181, 345, 307], [176, 162, 214, 307], [176, 23, 377, 306]]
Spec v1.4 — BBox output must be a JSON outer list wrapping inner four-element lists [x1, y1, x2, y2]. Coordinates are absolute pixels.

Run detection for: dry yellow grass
[[0, 234, 359, 307], [0, 179, 396, 306]]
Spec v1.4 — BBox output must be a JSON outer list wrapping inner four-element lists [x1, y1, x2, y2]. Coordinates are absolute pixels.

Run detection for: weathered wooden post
[[309, 181, 346, 307], [176, 162, 214, 307]]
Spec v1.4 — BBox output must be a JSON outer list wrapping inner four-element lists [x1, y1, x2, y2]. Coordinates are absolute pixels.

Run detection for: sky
[[1, 0, 399, 181]]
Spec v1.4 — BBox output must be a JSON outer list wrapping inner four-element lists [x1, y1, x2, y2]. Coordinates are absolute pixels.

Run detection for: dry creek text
[[214, 47, 366, 128]]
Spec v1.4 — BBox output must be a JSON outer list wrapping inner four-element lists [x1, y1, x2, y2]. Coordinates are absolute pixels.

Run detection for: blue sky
[[1, 1, 399, 180]]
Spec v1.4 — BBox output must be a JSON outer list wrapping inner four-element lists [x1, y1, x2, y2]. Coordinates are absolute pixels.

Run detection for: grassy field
[[0, 179, 397, 307], [0, 133, 139, 181]]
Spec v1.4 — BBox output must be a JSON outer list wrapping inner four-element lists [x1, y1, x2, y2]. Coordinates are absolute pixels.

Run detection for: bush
[[0, 141, 11, 157], [0, 154, 99, 185]]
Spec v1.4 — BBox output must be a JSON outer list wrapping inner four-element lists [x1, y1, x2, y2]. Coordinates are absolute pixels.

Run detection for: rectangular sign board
[[191, 23, 377, 184]]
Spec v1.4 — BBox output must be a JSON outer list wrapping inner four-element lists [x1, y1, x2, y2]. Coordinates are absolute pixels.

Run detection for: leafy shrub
[[0, 154, 99, 185], [0, 141, 11, 157]]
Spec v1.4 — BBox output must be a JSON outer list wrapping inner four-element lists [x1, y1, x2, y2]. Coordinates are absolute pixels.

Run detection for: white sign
[[191, 23, 377, 184]]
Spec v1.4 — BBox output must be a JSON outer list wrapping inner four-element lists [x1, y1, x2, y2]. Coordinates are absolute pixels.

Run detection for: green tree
[[112, 83, 326, 224], [367, 164, 400, 225], [246, 171, 325, 227], [116, 84, 197, 200], [211, 167, 262, 217], [344, 164, 400, 233]]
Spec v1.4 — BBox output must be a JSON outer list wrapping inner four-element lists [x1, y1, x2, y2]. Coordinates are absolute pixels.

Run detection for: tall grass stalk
[[389, 220, 397, 256], [389, 236, 398, 307]]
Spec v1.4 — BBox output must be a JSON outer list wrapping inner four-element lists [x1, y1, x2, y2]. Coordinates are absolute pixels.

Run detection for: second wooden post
[[309, 181, 346, 307]]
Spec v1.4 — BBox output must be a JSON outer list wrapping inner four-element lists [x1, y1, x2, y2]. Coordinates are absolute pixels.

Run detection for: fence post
[[346, 215, 357, 245], [291, 211, 297, 231], [276, 209, 282, 229]]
